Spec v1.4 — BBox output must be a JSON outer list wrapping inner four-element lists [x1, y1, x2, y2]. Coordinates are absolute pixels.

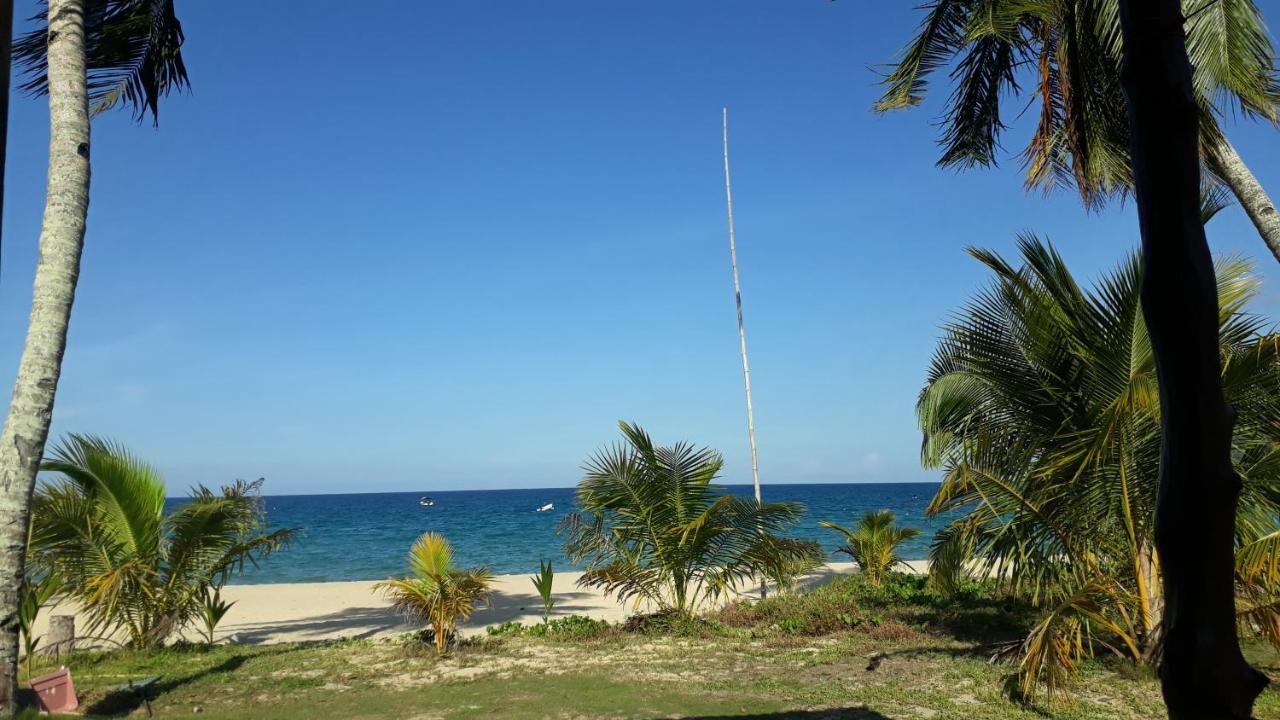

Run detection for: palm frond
[[563, 423, 822, 615], [14, 0, 190, 124], [34, 437, 294, 648]]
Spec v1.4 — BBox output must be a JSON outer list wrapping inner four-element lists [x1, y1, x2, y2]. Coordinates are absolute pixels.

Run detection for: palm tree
[[375, 532, 494, 654], [819, 510, 921, 586], [875, 0, 1280, 260], [0, 0, 188, 274], [917, 236, 1280, 697], [0, 1, 188, 707], [560, 422, 823, 617], [1118, 2, 1268, 713], [0, 0, 14, 281], [30, 435, 295, 649]]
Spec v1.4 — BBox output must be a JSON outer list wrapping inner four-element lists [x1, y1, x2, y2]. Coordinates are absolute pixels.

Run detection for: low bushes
[[715, 571, 1031, 641], [485, 615, 615, 641], [483, 572, 1031, 646]]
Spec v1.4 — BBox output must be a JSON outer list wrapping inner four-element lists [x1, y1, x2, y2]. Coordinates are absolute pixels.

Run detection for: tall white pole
[[722, 107, 762, 507]]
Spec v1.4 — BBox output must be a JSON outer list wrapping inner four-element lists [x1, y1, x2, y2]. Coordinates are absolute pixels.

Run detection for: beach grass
[[21, 602, 1280, 719]]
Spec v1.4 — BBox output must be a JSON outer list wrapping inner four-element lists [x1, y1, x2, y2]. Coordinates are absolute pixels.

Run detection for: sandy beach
[[29, 561, 928, 647]]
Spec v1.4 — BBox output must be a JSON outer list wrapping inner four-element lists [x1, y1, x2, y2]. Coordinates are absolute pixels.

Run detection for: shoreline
[[31, 561, 928, 647]]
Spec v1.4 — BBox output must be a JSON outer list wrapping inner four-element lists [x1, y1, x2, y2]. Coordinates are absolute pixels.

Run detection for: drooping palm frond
[[41, 434, 165, 558], [561, 422, 823, 616], [919, 235, 1280, 696], [875, 0, 973, 112], [1202, 180, 1236, 224], [1018, 580, 1141, 701], [1182, 0, 1280, 119], [14, 0, 189, 124], [876, 0, 1280, 206]]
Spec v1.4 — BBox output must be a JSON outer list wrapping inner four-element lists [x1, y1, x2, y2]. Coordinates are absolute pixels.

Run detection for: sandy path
[[30, 561, 927, 647]]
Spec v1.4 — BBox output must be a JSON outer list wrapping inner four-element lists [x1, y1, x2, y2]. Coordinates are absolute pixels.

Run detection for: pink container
[[30, 667, 78, 713]]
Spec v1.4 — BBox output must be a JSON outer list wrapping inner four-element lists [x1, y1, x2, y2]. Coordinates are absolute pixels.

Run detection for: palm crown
[[14, 0, 190, 123], [917, 235, 1280, 695], [819, 510, 921, 586], [375, 532, 494, 653], [31, 435, 296, 648], [560, 422, 823, 616], [877, 0, 1280, 207]]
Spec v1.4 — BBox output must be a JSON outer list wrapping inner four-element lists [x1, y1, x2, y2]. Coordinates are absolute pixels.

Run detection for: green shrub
[[485, 615, 614, 641], [714, 571, 1027, 639], [540, 615, 613, 640], [485, 621, 526, 638]]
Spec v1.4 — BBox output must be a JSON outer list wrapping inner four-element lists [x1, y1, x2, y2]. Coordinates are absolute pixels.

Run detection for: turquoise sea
[[209, 482, 945, 584]]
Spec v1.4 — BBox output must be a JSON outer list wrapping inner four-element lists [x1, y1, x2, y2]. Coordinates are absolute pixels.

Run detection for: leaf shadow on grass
[[83, 644, 310, 717], [662, 709, 893, 719]]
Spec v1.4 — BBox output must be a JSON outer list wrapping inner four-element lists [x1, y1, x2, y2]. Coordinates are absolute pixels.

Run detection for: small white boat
[[535, 502, 555, 513], [419, 497, 435, 507]]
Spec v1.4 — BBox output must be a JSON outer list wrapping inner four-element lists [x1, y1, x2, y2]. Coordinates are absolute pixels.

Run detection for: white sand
[[30, 560, 928, 647]]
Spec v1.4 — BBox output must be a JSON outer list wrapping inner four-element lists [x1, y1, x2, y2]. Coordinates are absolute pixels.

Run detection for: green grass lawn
[[21, 575, 1280, 719]]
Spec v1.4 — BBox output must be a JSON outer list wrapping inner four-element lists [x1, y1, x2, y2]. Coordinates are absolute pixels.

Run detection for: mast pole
[[722, 107, 762, 507]]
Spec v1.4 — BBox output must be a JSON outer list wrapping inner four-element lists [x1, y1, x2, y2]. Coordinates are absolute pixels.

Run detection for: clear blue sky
[[2, 1, 1279, 495]]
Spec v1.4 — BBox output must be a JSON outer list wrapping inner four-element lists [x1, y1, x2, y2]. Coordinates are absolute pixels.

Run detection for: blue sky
[[2, 1, 1279, 495]]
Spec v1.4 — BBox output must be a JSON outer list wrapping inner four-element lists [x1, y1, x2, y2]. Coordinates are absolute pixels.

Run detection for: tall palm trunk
[[1210, 136, 1280, 264], [0, 0, 90, 710], [1117, 0, 1266, 716], [0, 0, 13, 283]]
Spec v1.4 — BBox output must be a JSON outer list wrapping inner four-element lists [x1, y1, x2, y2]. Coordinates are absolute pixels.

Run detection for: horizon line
[[162, 478, 943, 500]]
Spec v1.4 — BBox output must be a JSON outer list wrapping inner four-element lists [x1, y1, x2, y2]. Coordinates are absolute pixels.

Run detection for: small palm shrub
[[198, 586, 236, 644], [530, 560, 555, 623], [18, 571, 63, 676], [819, 510, 921, 586], [376, 532, 494, 654], [32, 435, 296, 648], [918, 238, 1280, 697], [560, 422, 823, 618]]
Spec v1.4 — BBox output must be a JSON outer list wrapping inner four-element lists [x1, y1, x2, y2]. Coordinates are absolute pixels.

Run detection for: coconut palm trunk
[[1118, 0, 1266, 716], [0, 0, 13, 280], [0, 0, 91, 710], [1210, 136, 1280, 265]]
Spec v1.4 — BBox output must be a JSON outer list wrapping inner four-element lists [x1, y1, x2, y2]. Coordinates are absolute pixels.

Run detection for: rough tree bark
[[1210, 135, 1280, 267], [1117, 1, 1268, 717], [0, 0, 91, 711]]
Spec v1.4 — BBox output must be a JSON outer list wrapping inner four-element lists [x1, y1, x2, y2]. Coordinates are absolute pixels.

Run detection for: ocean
[[211, 482, 946, 584]]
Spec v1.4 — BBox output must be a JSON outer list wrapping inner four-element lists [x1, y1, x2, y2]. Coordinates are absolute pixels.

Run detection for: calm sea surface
[[196, 483, 945, 584]]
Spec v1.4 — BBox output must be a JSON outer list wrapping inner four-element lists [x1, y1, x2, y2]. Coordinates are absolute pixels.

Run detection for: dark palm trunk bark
[[1117, 1, 1268, 717], [0, 0, 12, 280]]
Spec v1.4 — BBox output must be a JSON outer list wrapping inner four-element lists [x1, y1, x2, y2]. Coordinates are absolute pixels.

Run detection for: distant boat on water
[[535, 502, 555, 513], [418, 497, 435, 507]]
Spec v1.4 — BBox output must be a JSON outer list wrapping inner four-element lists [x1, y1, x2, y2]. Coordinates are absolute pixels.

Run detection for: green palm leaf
[[14, 0, 189, 124], [876, 0, 1279, 205], [562, 422, 822, 616], [920, 235, 1280, 696], [34, 436, 297, 648], [375, 532, 493, 653]]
